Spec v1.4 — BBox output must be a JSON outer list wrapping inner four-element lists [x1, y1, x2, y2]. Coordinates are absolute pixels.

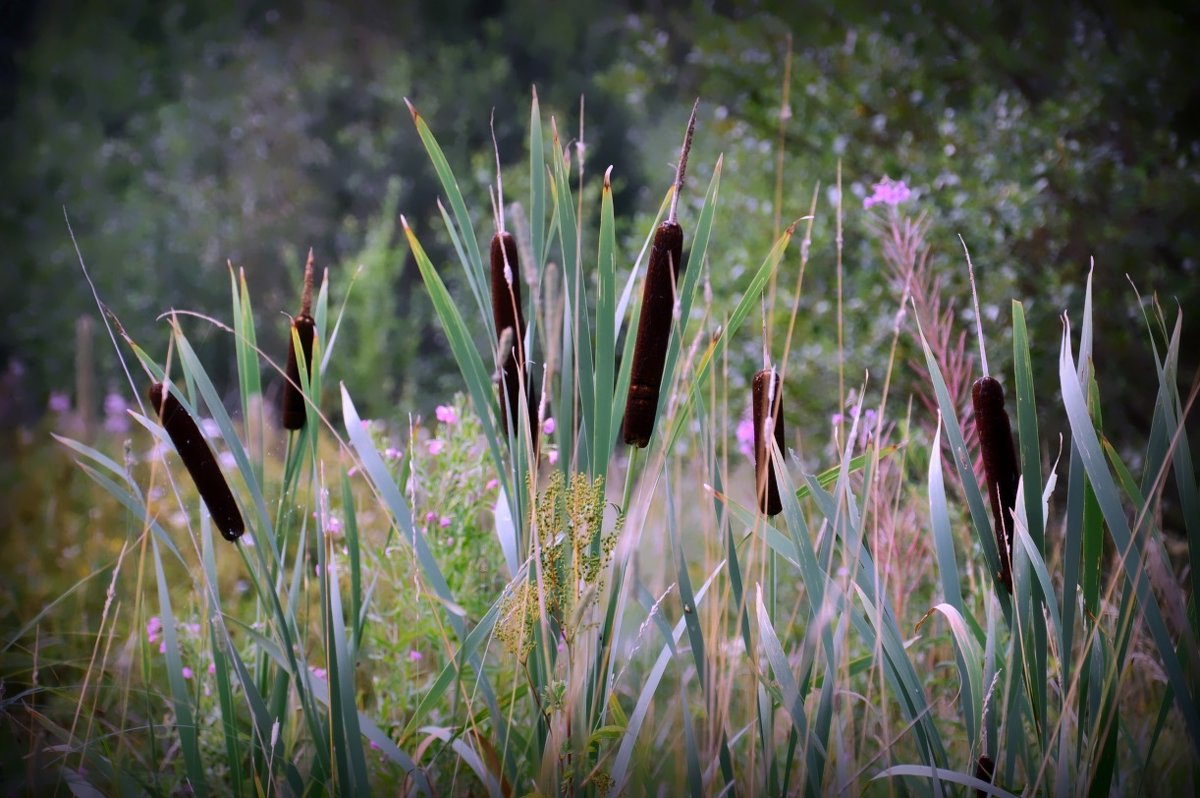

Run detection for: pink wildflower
[[439, 516, 451, 528], [103, 392, 130, 434], [863, 177, 912, 209], [542, 417, 556, 435], [435, 404, 458, 425], [182, 666, 194, 680], [427, 439, 445, 455], [146, 616, 163, 644], [548, 449, 559, 465], [48, 392, 70, 414], [735, 415, 755, 460]]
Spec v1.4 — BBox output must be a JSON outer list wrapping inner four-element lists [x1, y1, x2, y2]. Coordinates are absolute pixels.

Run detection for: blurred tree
[[1, 0, 1194, 455]]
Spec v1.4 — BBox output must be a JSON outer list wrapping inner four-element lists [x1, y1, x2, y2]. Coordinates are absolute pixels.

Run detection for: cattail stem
[[972, 375, 1019, 592], [753, 367, 786, 516], [149, 381, 244, 541], [281, 249, 316, 431]]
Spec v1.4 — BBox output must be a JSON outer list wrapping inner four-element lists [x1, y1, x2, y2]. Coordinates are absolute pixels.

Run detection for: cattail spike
[[491, 231, 538, 449], [622, 218, 685, 447], [973, 375, 1019, 593], [668, 99, 700, 224], [975, 755, 996, 798], [301, 248, 314, 317], [149, 381, 244, 541], [753, 367, 786, 516], [961, 235, 989, 376], [282, 251, 317, 430], [490, 107, 505, 233], [623, 105, 700, 446]]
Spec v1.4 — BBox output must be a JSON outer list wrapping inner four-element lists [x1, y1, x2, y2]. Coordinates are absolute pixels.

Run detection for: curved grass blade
[[151, 537, 207, 797], [549, 122, 595, 469], [872, 765, 1020, 797], [755, 583, 825, 797], [928, 421, 965, 614], [1059, 319, 1200, 749], [530, 87, 547, 272], [914, 312, 1008, 602], [406, 100, 487, 315], [592, 169, 617, 473], [402, 219, 509, 510], [918, 603, 983, 752], [608, 561, 724, 796]]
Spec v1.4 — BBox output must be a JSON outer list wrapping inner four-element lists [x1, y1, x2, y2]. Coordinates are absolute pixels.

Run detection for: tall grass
[[5, 89, 1197, 796]]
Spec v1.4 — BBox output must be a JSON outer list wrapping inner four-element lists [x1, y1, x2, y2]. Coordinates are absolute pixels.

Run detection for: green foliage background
[[2, 0, 1196, 444]]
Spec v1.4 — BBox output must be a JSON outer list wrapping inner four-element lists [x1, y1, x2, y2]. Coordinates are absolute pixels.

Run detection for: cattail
[[752, 367, 786, 516], [281, 249, 316, 430], [974, 754, 996, 797], [972, 375, 1019, 593], [148, 381, 244, 541], [623, 99, 698, 447], [491, 230, 538, 447]]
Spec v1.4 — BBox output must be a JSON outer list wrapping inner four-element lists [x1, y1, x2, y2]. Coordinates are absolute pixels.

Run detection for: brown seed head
[[282, 251, 317, 431], [491, 231, 538, 446], [148, 381, 244, 541], [972, 375, 1019, 593], [623, 220, 684, 447], [974, 754, 996, 797], [282, 314, 315, 430], [752, 368, 786, 516]]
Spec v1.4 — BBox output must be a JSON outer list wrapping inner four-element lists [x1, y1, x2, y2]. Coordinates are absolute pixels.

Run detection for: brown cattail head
[[972, 375, 1019, 593], [974, 754, 995, 797], [148, 381, 244, 541], [281, 249, 316, 430], [752, 367, 786, 516], [490, 230, 538, 447], [622, 220, 684, 447]]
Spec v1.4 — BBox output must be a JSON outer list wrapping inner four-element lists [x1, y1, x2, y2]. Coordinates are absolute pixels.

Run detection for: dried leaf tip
[[603, 165, 613, 188], [489, 107, 506, 233], [403, 97, 419, 121], [961, 235, 989, 375], [301, 248, 314, 317], [668, 99, 700, 224]]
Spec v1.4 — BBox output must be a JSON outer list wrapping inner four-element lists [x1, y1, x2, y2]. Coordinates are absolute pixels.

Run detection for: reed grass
[[5, 88, 1196, 798]]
